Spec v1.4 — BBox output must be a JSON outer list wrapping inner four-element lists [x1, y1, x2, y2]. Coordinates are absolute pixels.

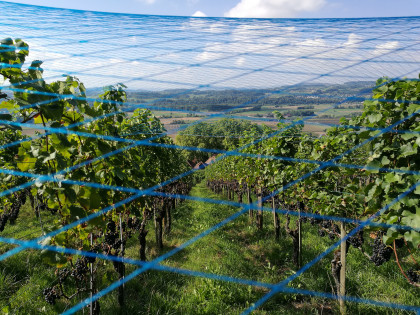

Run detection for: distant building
[[192, 155, 217, 169]]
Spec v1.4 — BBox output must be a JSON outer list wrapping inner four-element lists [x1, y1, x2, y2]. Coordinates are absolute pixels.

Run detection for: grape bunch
[[107, 220, 116, 233], [321, 220, 331, 229], [127, 217, 135, 229], [104, 220, 127, 251], [407, 268, 419, 283], [36, 200, 57, 214], [370, 236, 393, 266], [348, 230, 364, 248], [43, 286, 59, 305], [310, 212, 322, 225], [58, 268, 70, 282], [0, 213, 9, 232], [8, 198, 22, 224], [113, 239, 122, 250], [318, 229, 326, 237], [71, 258, 88, 281], [394, 238, 405, 249], [86, 245, 101, 264], [104, 231, 117, 246]]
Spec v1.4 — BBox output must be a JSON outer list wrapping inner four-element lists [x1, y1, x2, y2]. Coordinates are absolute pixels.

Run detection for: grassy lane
[[0, 181, 418, 314], [102, 181, 419, 315]]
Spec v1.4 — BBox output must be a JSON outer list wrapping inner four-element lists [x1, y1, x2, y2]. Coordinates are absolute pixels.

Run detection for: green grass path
[[0, 181, 418, 314]]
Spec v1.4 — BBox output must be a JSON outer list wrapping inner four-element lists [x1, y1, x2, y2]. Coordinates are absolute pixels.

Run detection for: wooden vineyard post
[[272, 197, 280, 240], [90, 233, 93, 315], [247, 183, 253, 220], [339, 222, 346, 315], [298, 204, 302, 269], [257, 187, 263, 230], [118, 214, 125, 307]]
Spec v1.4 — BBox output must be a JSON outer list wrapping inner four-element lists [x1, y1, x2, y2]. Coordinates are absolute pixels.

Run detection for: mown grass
[[0, 181, 418, 314]]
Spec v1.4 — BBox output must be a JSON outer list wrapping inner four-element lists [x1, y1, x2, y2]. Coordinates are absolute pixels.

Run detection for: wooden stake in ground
[[90, 233, 93, 315], [339, 222, 346, 315], [247, 183, 253, 220], [297, 202, 303, 268], [272, 196, 280, 240], [118, 214, 125, 307], [257, 187, 263, 230]]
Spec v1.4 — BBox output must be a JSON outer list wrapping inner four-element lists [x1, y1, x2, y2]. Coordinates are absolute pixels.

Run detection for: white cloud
[[372, 41, 399, 56], [192, 10, 207, 17], [235, 57, 246, 66], [344, 33, 363, 48], [225, 0, 326, 18], [137, 0, 156, 4], [195, 51, 223, 62]]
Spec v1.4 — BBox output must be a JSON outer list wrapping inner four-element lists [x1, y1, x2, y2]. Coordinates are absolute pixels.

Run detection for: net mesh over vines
[[0, 1, 419, 314]]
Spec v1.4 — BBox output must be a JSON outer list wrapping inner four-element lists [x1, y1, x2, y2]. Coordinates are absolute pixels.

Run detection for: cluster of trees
[[0, 38, 192, 311], [204, 77, 420, 311], [283, 109, 315, 117], [176, 118, 270, 163]]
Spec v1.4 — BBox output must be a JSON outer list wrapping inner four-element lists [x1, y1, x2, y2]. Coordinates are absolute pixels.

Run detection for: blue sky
[[2, 0, 420, 18]]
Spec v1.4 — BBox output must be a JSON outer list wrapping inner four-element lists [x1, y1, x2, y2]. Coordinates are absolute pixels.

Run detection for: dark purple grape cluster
[[43, 286, 59, 305], [370, 236, 393, 266], [104, 232, 117, 245], [321, 221, 331, 229], [0, 213, 9, 232], [348, 230, 364, 248], [127, 217, 135, 229], [8, 198, 21, 224], [58, 268, 70, 281], [9, 190, 28, 223], [318, 229, 326, 237], [394, 238, 404, 249], [113, 239, 122, 250], [407, 268, 419, 283], [86, 245, 101, 263], [36, 200, 57, 215], [71, 258, 88, 281], [106, 220, 116, 233]]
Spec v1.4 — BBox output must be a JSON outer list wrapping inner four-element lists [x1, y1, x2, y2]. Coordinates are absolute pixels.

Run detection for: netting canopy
[[0, 1, 419, 314]]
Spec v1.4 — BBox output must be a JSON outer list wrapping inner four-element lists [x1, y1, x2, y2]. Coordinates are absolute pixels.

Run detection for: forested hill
[[87, 81, 374, 112]]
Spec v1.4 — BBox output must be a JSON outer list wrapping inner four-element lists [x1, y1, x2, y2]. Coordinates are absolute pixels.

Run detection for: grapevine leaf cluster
[[1, 38, 192, 310]]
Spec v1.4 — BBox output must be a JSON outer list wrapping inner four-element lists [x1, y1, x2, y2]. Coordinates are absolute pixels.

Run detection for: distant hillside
[[88, 81, 374, 113]]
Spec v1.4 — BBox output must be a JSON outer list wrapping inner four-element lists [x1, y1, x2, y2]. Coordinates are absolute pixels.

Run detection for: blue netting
[[0, 1, 419, 314]]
